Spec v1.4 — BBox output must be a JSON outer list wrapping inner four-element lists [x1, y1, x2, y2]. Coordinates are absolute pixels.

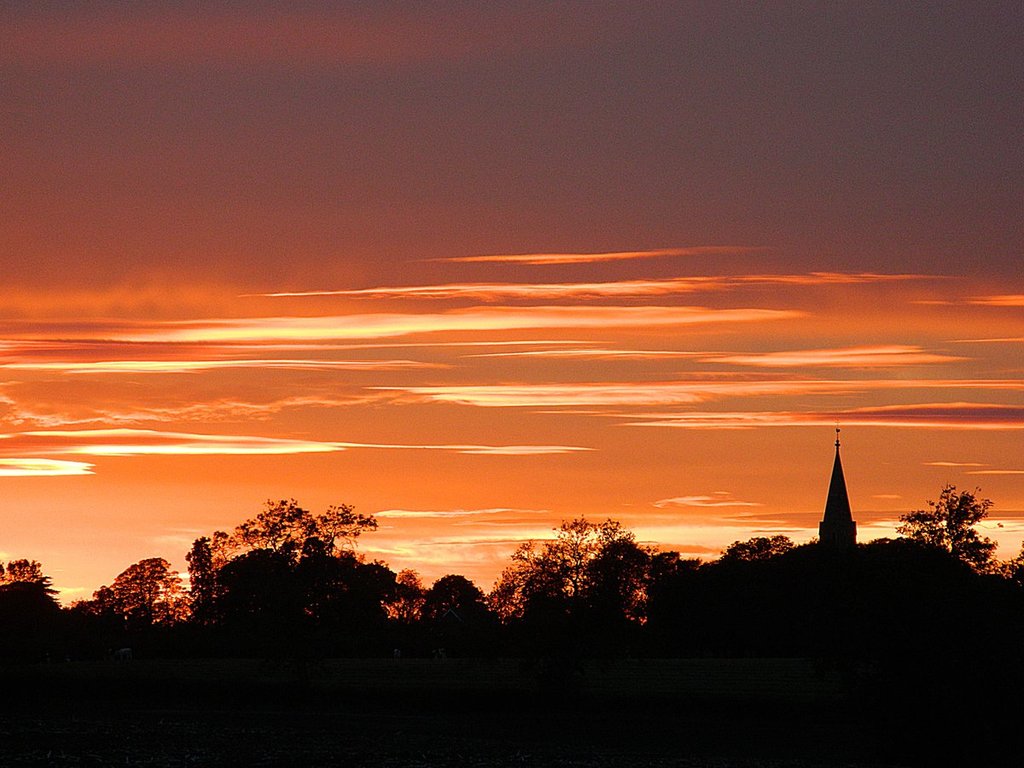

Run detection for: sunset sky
[[1, 2, 1021, 601]]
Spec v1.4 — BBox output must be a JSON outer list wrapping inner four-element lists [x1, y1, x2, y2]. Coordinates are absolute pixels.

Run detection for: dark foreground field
[[0, 658, 1009, 767]]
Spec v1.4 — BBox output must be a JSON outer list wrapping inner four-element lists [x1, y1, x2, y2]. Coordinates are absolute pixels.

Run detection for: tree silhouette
[[0, 558, 60, 660], [642, 551, 703, 653], [492, 518, 651, 620], [720, 535, 794, 563], [489, 518, 652, 656], [0, 576, 61, 660], [230, 499, 377, 559], [1, 558, 52, 588], [386, 569, 425, 624], [93, 557, 189, 629], [423, 574, 489, 623], [216, 547, 302, 641], [185, 500, 393, 656], [897, 485, 996, 571], [186, 537, 218, 626]]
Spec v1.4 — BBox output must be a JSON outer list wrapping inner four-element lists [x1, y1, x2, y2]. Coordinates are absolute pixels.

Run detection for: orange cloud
[[0, 458, 94, 477], [0, 429, 592, 463], [91, 396, 386, 425], [969, 295, 1024, 307], [469, 348, 702, 360], [374, 508, 548, 520], [336, 443, 591, 456], [707, 345, 968, 368], [654, 492, 763, 508], [384, 379, 1024, 408], [0, 359, 444, 374], [952, 337, 1024, 344], [626, 403, 1024, 430], [260, 272, 924, 301], [120, 306, 804, 343], [430, 246, 762, 266], [0, 393, 391, 429], [18, 429, 341, 457], [0, 338, 595, 366]]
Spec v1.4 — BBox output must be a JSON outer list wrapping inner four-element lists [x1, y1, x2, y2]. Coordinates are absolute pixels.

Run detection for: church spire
[[818, 427, 857, 547]]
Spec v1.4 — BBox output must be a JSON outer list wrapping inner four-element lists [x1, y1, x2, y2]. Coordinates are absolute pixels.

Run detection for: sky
[[1, 1, 1021, 601]]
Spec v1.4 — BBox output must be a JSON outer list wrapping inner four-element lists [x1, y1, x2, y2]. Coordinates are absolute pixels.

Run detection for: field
[[0, 658, 940, 766]]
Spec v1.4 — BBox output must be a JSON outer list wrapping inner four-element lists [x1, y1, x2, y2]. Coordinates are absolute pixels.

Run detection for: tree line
[[3, 484, 1024, 663]]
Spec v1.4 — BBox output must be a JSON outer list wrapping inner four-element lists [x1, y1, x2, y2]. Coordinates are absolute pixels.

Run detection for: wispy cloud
[[0, 458, 94, 477], [0, 338, 596, 382], [0, 359, 445, 374], [374, 508, 547, 520], [0, 429, 591, 463], [966, 469, 1024, 475], [707, 345, 967, 368], [923, 461, 987, 467], [951, 337, 1024, 344], [383, 383, 701, 408], [120, 306, 804, 343], [254, 272, 922, 301], [468, 348, 702, 361], [969, 295, 1024, 307], [626, 403, 1024, 430], [92, 396, 385, 424], [382, 379, 1024, 408], [12, 429, 342, 457], [428, 246, 759, 266], [336, 442, 591, 456], [654, 492, 763, 508], [0, 394, 388, 429]]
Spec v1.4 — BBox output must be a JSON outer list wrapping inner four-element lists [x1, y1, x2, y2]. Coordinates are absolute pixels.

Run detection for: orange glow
[[1, 268, 1021, 602], [2, 2, 1021, 609]]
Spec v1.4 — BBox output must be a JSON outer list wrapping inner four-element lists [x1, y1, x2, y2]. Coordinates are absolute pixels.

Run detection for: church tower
[[818, 428, 857, 547]]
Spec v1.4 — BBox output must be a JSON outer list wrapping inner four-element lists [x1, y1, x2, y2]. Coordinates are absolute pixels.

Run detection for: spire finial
[[835, 424, 841, 448]]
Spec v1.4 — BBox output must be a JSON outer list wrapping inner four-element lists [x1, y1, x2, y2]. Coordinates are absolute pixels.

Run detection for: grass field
[[0, 658, 961, 766]]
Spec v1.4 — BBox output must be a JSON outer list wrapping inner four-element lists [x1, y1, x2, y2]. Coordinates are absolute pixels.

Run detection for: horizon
[[1, 2, 1021, 601]]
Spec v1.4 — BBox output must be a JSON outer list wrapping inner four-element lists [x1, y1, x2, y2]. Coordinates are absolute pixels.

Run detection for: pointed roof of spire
[[823, 427, 853, 523]]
